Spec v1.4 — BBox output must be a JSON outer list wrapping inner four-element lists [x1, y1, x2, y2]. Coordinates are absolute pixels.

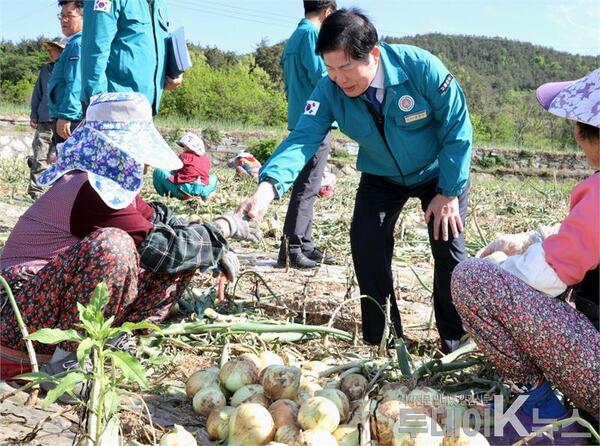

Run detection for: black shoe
[[276, 251, 318, 269], [302, 247, 336, 265]]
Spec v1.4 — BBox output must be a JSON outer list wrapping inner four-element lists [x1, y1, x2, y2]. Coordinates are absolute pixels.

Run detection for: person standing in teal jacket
[[48, 0, 83, 144], [239, 9, 473, 353], [277, 0, 337, 269], [80, 0, 181, 115]]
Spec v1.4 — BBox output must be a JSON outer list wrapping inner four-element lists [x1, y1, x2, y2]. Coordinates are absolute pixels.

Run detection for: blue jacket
[[47, 33, 82, 121], [80, 0, 169, 114], [260, 43, 472, 197], [281, 19, 327, 130], [30, 63, 53, 123]]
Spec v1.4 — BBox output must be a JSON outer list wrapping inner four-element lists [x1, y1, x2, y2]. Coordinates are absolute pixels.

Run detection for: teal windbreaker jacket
[[261, 43, 472, 197], [80, 0, 169, 114], [281, 19, 328, 130], [48, 32, 83, 121]]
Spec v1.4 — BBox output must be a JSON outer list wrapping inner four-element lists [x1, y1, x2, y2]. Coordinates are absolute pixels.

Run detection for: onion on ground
[[315, 388, 350, 422], [294, 428, 338, 446], [159, 424, 197, 446], [206, 406, 235, 441], [259, 351, 284, 372], [340, 374, 368, 401], [296, 379, 322, 406], [406, 386, 441, 416], [275, 424, 300, 444], [228, 403, 276, 446], [333, 424, 360, 446], [269, 399, 299, 428], [230, 384, 270, 407], [185, 367, 220, 397], [219, 359, 260, 393], [192, 386, 226, 417], [372, 400, 414, 446], [261, 365, 301, 400], [297, 396, 340, 433]]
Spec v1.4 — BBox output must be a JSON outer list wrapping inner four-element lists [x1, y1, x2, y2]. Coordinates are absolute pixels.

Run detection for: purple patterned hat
[[39, 93, 182, 209], [536, 68, 600, 127]]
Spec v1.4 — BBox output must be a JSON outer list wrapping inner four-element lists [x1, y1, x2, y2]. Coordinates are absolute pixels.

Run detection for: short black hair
[[316, 8, 378, 60], [58, 0, 83, 9], [304, 0, 337, 15], [576, 121, 599, 141]]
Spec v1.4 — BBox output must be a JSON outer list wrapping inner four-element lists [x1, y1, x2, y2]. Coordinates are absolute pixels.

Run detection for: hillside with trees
[[1, 33, 598, 150]]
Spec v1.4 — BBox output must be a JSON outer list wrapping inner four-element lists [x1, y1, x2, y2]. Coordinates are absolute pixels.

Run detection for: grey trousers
[[27, 121, 54, 199], [282, 132, 332, 253]]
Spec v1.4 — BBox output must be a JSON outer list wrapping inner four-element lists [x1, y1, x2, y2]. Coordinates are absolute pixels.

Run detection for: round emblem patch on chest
[[398, 95, 415, 112]]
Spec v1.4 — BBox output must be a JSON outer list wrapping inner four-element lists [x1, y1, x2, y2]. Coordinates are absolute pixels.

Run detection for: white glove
[[477, 231, 542, 259]]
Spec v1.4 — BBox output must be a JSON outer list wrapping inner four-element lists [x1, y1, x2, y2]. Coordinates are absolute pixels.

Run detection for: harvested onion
[[261, 365, 301, 400], [296, 378, 322, 405], [340, 374, 368, 401], [441, 428, 490, 446], [219, 359, 259, 393], [269, 399, 299, 428], [206, 406, 235, 441], [297, 396, 340, 433], [380, 382, 410, 402], [295, 428, 337, 446], [230, 384, 269, 407], [192, 386, 226, 417], [259, 351, 284, 371], [392, 413, 442, 446], [185, 367, 220, 397], [228, 403, 276, 446], [159, 424, 197, 446], [315, 388, 350, 422], [275, 424, 300, 444], [333, 424, 360, 446]]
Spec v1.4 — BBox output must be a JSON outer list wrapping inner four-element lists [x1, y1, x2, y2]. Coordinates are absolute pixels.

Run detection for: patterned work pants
[[0, 228, 195, 354]]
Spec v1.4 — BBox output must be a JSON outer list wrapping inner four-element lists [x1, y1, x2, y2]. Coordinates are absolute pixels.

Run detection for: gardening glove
[[477, 230, 542, 259], [218, 249, 240, 282], [215, 212, 262, 243]]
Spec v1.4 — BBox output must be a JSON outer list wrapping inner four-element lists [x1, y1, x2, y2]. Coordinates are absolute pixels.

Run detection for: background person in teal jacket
[[277, 0, 337, 269], [47, 0, 83, 144], [239, 9, 473, 353], [80, 0, 182, 115]]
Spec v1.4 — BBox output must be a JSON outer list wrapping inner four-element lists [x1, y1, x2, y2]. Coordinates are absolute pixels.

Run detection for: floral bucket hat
[[39, 92, 183, 209], [177, 131, 206, 155], [536, 67, 600, 127]]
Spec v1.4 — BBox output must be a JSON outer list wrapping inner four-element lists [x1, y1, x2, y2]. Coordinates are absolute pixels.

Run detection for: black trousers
[[282, 132, 331, 253], [350, 173, 469, 353]]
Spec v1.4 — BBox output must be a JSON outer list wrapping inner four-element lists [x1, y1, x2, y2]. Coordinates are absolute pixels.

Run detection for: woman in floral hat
[[0, 93, 259, 380], [451, 69, 599, 445]]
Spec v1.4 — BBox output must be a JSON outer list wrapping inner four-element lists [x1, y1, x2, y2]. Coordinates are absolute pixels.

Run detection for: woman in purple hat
[[451, 69, 599, 445]]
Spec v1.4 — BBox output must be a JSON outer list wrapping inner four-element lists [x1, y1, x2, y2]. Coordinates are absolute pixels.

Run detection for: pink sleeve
[[543, 174, 600, 286]]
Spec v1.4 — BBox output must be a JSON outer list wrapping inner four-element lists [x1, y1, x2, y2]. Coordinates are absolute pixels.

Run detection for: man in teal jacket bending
[[239, 9, 472, 353], [80, 0, 181, 114], [277, 0, 337, 269]]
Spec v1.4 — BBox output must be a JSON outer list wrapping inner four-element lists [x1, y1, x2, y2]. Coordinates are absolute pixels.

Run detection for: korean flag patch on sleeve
[[94, 0, 112, 13], [304, 100, 320, 116]]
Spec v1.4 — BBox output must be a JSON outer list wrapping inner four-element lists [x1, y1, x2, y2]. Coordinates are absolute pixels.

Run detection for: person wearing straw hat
[[27, 37, 66, 200], [0, 92, 259, 380], [451, 69, 599, 445], [152, 131, 219, 200]]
